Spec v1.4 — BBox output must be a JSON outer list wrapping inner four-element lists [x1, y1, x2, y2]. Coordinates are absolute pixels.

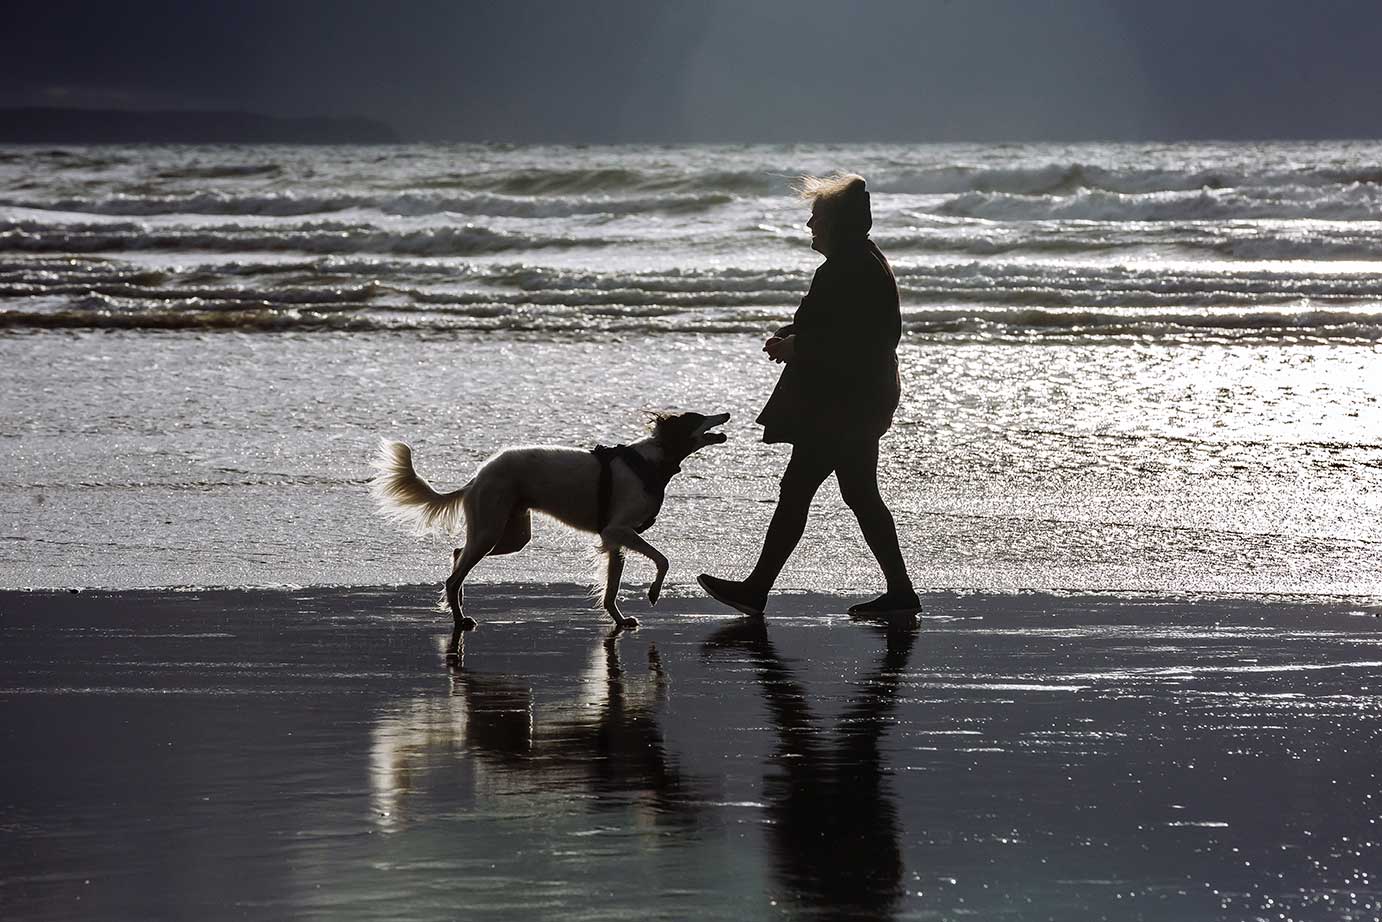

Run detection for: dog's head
[[649, 410, 730, 461]]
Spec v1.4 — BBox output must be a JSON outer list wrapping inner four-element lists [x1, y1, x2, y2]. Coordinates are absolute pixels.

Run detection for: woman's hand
[[763, 334, 796, 364]]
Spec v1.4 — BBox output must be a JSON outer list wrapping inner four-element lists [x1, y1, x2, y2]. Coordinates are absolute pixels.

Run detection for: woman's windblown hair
[[795, 172, 872, 238]]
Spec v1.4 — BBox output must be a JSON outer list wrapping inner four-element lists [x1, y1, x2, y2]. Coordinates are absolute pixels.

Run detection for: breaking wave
[[938, 185, 1382, 223], [0, 190, 735, 219], [155, 163, 282, 180], [6, 251, 1382, 338], [5, 296, 1380, 340], [0, 220, 614, 256], [406, 161, 1382, 200], [417, 166, 780, 196]]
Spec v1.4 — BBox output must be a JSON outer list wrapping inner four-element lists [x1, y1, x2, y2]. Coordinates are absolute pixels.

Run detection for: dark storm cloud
[[4, 0, 1381, 141]]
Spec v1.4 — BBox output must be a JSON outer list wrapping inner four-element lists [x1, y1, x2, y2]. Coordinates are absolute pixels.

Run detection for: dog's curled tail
[[369, 438, 469, 535]]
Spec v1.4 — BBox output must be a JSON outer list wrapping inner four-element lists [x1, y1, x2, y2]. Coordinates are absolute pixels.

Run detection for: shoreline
[[8, 581, 1382, 610]]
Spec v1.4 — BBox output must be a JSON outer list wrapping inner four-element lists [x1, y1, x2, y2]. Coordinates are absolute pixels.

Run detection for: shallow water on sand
[[3, 587, 1380, 920], [3, 330, 1380, 596]]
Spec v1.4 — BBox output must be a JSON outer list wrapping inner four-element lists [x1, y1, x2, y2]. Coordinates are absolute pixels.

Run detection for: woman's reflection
[[704, 616, 918, 920], [370, 633, 703, 833]]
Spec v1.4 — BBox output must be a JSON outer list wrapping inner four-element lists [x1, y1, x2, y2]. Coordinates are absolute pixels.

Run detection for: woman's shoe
[[696, 573, 767, 617], [847, 588, 922, 616]]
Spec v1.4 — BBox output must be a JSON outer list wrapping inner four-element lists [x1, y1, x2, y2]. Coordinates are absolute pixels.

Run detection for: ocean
[[2, 141, 1380, 594]]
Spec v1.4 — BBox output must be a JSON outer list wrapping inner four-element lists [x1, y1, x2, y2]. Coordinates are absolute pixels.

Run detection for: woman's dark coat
[[756, 238, 902, 445]]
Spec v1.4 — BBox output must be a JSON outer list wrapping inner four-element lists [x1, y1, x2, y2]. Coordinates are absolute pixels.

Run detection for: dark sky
[[5, 0, 1382, 142]]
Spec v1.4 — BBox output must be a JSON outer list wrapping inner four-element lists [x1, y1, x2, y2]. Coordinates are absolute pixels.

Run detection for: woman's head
[[797, 172, 871, 255]]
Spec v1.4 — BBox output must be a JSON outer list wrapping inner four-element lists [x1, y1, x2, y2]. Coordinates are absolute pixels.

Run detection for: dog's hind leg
[[442, 486, 512, 650], [444, 507, 508, 653], [601, 548, 635, 630], [444, 541, 494, 653]]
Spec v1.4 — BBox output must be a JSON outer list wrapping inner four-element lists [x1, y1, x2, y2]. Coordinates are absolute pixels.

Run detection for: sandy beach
[[3, 585, 1379, 920]]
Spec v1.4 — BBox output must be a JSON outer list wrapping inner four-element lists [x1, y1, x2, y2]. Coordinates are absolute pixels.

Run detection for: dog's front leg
[[601, 547, 635, 629], [601, 526, 670, 609]]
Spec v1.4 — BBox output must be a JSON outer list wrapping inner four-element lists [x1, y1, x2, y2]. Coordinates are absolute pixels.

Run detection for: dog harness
[[591, 444, 681, 533]]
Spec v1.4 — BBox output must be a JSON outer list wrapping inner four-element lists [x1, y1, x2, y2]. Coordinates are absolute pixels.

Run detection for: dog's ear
[[644, 408, 677, 438]]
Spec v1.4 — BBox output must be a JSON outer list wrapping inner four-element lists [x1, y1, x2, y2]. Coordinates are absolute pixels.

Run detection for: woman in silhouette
[[699, 174, 919, 616]]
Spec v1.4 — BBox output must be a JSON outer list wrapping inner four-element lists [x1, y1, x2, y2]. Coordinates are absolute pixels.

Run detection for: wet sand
[[3, 586, 1381, 921]]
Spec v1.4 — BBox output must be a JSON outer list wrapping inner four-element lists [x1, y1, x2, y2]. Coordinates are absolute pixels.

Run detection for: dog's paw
[[619, 615, 640, 630], [459, 616, 478, 631], [647, 582, 662, 606]]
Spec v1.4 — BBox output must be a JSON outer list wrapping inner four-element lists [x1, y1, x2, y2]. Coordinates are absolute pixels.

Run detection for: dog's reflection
[[704, 616, 918, 920], [370, 633, 700, 834]]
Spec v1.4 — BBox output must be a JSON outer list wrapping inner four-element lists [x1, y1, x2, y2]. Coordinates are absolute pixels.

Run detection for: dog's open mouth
[[698, 412, 730, 444]]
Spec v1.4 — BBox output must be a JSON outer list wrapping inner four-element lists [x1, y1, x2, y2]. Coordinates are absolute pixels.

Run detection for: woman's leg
[[745, 443, 836, 591], [835, 440, 912, 593]]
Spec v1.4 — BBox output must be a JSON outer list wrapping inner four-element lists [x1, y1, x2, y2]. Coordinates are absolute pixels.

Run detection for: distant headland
[[0, 108, 399, 144]]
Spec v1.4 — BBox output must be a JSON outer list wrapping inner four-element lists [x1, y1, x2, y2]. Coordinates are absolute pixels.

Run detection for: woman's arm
[[764, 334, 795, 363], [762, 318, 798, 363], [787, 260, 892, 370]]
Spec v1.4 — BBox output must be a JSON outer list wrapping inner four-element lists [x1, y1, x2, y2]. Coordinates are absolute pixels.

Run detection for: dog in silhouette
[[371, 410, 729, 649]]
